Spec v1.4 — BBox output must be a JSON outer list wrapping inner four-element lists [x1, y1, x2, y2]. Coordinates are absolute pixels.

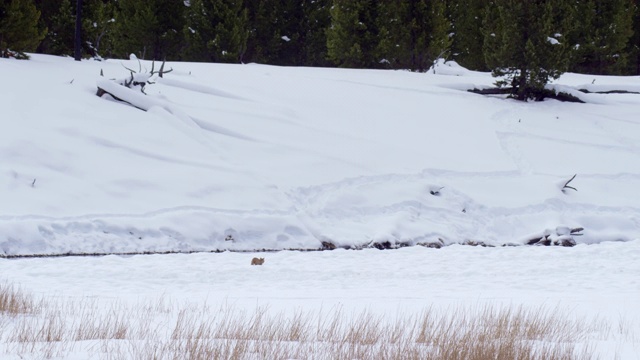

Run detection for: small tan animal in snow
[[251, 257, 265, 265]]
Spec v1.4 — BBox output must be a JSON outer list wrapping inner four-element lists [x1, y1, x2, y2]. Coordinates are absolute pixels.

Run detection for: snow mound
[[429, 59, 470, 76]]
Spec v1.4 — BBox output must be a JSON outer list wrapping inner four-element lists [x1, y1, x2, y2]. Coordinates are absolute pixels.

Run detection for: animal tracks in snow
[[287, 169, 640, 247], [2, 169, 639, 256]]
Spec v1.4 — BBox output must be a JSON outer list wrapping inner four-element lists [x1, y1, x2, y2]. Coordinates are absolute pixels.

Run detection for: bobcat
[[251, 257, 265, 265]]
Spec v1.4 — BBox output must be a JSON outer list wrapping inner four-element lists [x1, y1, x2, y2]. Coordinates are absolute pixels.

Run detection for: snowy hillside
[[1, 55, 639, 256]]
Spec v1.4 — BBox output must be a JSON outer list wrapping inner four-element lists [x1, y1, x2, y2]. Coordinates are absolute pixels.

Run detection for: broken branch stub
[[562, 174, 578, 192]]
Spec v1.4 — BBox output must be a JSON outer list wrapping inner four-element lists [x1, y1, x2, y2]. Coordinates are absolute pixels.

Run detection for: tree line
[[1, 0, 638, 77]]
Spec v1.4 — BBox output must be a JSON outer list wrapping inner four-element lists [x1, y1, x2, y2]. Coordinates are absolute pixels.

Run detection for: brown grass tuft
[[0, 282, 37, 316], [0, 281, 623, 360]]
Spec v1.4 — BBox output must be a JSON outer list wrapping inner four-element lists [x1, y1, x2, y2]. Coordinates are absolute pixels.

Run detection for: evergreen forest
[[1, 0, 638, 77]]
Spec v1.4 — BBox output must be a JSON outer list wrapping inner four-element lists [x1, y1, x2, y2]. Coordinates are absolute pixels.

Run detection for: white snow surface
[[1, 242, 639, 358], [1, 55, 640, 359], [1, 54, 640, 255]]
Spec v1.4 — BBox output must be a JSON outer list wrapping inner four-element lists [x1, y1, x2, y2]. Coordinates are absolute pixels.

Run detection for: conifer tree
[[571, 0, 634, 75], [182, 0, 208, 61], [377, 0, 450, 71], [245, 0, 292, 64], [33, 0, 114, 58], [428, 0, 452, 63], [113, 0, 185, 60], [183, 0, 248, 63], [376, 1, 413, 69], [327, 0, 380, 68], [450, 0, 486, 70], [301, 0, 331, 67], [112, 0, 158, 59], [33, 0, 63, 54], [44, 0, 74, 56], [242, 0, 329, 66], [83, 0, 117, 58], [0, 0, 46, 58], [482, 0, 575, 101], [270, 0, 313, 66]]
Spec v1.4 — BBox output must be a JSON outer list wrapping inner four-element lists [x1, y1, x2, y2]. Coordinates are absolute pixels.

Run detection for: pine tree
[[243, 0, 289, 64], [270, 0, 314, 66], [428, 0, 452, 64], [112, 0, 158, 59], [33, 0, 115, 58], [45, 0, 74, 56], [301, 0, 331, 67], [32, 0, 59, 53], [376, 0, 450, 72], [182, 0, 209, 61], [450, 0, 486, 70], [82, 0, 117, 58], [113, 0, 185, 60], [0, 0, 46, 58], [183, 0, 248, 63], [243, 1, 275, 64], [243, 0, 328, 66], [483, 0, 576, 101], [327, 0, 380, 68], [571, 0, 634, 75], [376, 1, 411, 69]]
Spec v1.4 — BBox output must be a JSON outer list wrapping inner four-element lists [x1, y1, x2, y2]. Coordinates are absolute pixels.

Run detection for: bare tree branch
[[562, 174, 578, 192]]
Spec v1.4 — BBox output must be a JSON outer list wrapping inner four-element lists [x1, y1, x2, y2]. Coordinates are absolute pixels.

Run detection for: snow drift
[[1, 55, 639, 256]]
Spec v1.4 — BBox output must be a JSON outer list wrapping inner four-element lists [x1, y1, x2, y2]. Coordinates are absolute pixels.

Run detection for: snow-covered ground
[[1, 55, 639, 254], [1, 241, 639, 358], [1, 55, 639, 358]]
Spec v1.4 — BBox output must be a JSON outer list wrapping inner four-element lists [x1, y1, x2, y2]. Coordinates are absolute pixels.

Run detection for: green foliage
[[483, 0, 576, 101], [41, 0, 74, 55], [429, 0, 452, 62], [113, 0, 185, 60], [449, 0, 486, 70], [182, 0, 209, 61], [33, 0, 116, 58], [246, 0, 329, 66], [300, 0, 331, 67], [0, 0, 46, 58], [183, 0, 248, 63], [243, 0, 286, 64], [375, 1, 413, 69], [377, 1, 422, 70], [16, 0, 640, 74], [233, 0, 330, 66], [376, 0, 451, 72], [570, 0, 634, 75], [112, 0, 157, 59], [82, 0, 117, 58], [327, 0, 381, 68]]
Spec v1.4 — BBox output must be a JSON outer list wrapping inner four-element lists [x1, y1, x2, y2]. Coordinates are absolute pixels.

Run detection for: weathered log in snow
[[467, 86, 585, 103], [96, 78, 157, 111]]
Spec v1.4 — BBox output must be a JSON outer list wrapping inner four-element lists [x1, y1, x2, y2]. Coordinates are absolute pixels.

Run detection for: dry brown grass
[[0, 282, 37, 316], [0, 281, 623, 359]]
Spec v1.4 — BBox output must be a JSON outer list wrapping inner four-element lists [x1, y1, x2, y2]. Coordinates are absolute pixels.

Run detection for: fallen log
[[467, 87, 585, 103], [578, 89, 640, 95]]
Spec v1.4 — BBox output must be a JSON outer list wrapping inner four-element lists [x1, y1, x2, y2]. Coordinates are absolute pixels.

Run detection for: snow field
[[1, 55, 639, 254], [1, 54, 639, 358], [1, 240, 640, 358]]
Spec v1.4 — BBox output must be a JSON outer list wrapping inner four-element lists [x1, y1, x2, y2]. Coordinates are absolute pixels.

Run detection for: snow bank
[[429, 58, 470, 76], [1, 54, 639, 255]]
